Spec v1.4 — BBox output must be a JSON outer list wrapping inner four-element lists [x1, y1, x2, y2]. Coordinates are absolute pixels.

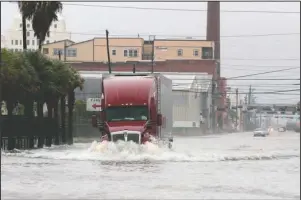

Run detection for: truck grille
[[112, 134, 125, 142], [127, 134, 140, 143], [111, 133, 140, 144]]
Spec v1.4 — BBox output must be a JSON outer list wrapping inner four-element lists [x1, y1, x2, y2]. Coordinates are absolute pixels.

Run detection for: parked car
[[253, 128, 269, 137]]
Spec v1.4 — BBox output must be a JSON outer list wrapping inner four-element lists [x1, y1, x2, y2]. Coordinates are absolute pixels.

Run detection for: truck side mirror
[[91, 115, 97, 128], [145, 120, 152, 129], [157, 114, 162, 126]]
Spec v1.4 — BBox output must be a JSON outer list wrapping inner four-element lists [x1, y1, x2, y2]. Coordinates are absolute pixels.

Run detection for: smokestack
[[206, 2, 220, 77]]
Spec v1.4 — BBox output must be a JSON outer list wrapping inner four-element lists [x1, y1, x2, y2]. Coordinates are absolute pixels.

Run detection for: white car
[[278, 127, 286, 132], [253, 128, 269, 137]]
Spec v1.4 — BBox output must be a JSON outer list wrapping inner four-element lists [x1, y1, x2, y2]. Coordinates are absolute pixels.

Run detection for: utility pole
[[150, 35, 156, 73], [248, 85, 252, 105], [58, 50, 61, 61], [64, 40, 67, 62], [106, 30, 112, 74], [211, 79, 216, 133], [235, 88, 238, 130]]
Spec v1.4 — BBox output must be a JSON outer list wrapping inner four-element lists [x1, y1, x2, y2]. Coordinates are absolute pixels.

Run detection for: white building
[[164, 73, 212, 135], [3, 14, 71, 52]]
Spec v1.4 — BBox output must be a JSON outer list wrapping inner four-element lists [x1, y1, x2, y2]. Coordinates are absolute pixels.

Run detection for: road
[[1, 131, 300, 199]]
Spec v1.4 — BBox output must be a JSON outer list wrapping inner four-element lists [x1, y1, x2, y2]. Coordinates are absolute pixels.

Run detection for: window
[[124, 49, 128, 57], [15, 49, 18, 52], [177, 49, 183, 56], [112, 49, 116, 56], [124, 49, 138, 57], [67, 48, 77, 57], [43, 48, 49, 54], [19, 23, 22, 28], [128, 49, 133, 57], [106, 106, 148, 122], [27, 24, 30, 28], [46, 40, 49, 44], [15, 40, 18, 45], [53, 48, 65, 56], [53, 48, 60, 55], [193, 49, 199, 56], [202, 47, 213, 59], [27, 32, 30, 37], [32, 40, 35, 46], [54, 24, 57, 28], [20, 40, 22, 45], [11, 40, 13, 45], [133, 49, 138, 57], [26, 40, 29, 45]]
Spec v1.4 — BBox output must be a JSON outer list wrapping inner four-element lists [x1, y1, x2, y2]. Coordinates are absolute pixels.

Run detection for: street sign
[[86, 98, 102, 111]]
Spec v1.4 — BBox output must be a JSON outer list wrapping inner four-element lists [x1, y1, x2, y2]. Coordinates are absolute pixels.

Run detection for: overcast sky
[[1, 2, 300, 104]]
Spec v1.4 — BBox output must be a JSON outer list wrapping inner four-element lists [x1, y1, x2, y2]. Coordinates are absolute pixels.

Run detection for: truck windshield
[[106, 106, 148, 122]]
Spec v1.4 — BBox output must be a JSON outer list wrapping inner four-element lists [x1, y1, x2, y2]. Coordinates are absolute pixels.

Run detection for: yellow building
[[41, 37, 215, 62]]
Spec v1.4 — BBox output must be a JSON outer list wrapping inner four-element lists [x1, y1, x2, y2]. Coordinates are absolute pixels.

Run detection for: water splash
[[1, 140, 299, 163]]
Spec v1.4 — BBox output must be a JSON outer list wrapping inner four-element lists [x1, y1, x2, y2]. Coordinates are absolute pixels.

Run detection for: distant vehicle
[[278, 127, 286, 132], [253, 128, 269, 137]]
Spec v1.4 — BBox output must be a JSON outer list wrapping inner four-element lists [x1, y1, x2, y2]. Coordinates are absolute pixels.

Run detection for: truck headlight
[[144, 132, 150, 138]]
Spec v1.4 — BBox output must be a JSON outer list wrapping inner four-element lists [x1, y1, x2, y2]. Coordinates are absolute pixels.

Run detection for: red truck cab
[[92, 74, 163, 144]]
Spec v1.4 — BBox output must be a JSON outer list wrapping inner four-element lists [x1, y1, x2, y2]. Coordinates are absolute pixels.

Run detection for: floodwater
[[1, 131, 300, 199]]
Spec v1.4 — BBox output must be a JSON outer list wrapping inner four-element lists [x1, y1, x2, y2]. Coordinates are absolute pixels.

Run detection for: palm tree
[[18, 2, 37, 50], [18, 2, 62, 50], [31, 2, 63, 50]]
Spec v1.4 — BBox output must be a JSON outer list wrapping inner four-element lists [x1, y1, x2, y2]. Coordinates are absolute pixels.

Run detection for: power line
[[62, 3, 300, 14], [227, 83, 300, 86], [228, 67, 300, 79], [222, 66, 300, 72], [222, 64, 300, 68], [223, 58, 300, 61], [5, 29, 300, 38]]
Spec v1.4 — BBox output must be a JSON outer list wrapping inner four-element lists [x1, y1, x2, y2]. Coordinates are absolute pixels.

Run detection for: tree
[[32, 2, 63, 49], [18, 2, 37, 50], [18, 2, 63, 50], [1, 49, 38, 115], [1, 48, 84, 145]]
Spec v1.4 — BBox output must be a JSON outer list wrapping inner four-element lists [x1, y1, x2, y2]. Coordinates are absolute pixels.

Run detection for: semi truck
[[91, 73, 173, 148]]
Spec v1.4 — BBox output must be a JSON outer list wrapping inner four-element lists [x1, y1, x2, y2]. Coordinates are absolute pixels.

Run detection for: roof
[[195, 74, 213, 92], [164, 74, 196, 91], [42, 39, 74, 46], [78, 71, 213, 92], [103, 76, 154, 106], [155, 39, 210, 42]]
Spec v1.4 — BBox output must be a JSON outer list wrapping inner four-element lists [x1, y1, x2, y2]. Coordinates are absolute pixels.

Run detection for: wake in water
[[1, 140, 300, 163]]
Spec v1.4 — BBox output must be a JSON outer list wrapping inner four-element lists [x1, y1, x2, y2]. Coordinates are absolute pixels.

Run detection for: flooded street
[[1, 131, 300, 199]]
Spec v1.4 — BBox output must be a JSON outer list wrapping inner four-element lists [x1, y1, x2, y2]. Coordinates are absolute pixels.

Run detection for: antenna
[[106, 30, 112, 74]]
